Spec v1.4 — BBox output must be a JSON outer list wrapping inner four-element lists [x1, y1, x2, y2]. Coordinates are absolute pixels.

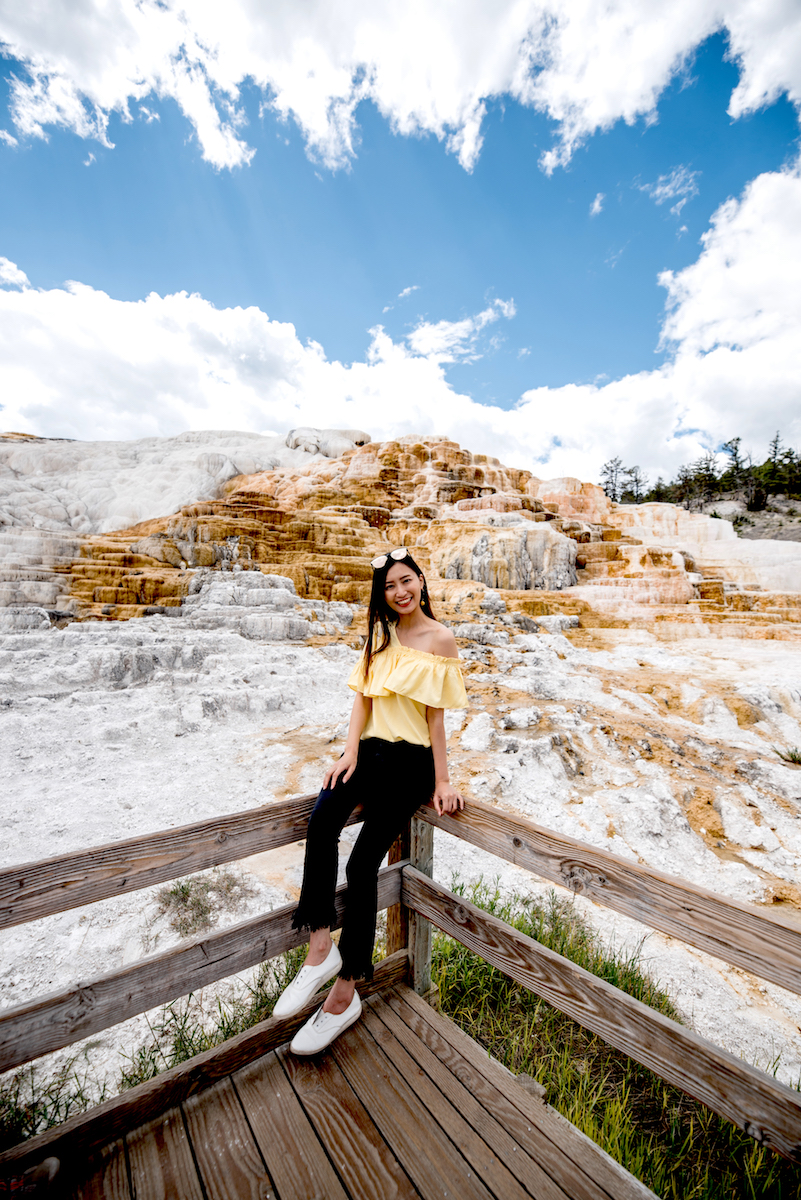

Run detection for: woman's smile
[[384, 561, 424, 615]]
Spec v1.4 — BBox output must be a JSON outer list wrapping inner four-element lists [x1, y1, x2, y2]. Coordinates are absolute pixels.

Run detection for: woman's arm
[[324, 692, 372, 788], [426, 707, 464, 815]]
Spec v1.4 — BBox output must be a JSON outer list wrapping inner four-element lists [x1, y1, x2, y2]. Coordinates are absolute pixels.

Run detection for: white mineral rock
[[0, 428, 369, 537], [181, 568, 354, 639], [429, 522, 577, 591], [285, 427, 371, 457]]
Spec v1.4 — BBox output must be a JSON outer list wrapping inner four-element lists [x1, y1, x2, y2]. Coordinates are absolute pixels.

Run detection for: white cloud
[[384, 283, 420, 311], [0, 257, 29, 288], [405, 299, 516, 362], [659, 164, 801, 356], [590, 192, 604, 216], [0, 2, 799, 173], [1, 163, 799, 482], [726, 0, 801, 119], [0, 129, 18, 146], [493, 298, 516, 319], [640, 164, 700, 206], [0, 280, 518, 446]]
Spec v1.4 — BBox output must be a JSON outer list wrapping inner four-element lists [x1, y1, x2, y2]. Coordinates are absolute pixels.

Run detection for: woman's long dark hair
[[362, 550, 436, 679]]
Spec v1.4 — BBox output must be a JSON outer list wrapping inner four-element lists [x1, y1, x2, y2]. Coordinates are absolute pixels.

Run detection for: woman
[[273, 547, 467, 1054]]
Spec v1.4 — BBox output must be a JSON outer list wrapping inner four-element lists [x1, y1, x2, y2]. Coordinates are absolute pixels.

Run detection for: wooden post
[[408, 817, 434, 996], [385, 826, 410, 956]]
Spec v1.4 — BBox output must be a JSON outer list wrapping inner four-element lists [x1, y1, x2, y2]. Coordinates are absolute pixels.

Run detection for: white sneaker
[[272, 942, 342, 1018], [289, 990, 362, 1055]]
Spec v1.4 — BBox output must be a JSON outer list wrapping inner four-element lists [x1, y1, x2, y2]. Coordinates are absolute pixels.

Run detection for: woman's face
[[384, 561, 424, 616]]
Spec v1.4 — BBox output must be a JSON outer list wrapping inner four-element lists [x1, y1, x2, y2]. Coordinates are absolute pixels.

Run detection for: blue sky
[[0, 3, 800, 482], [2, 32, 797, 400]]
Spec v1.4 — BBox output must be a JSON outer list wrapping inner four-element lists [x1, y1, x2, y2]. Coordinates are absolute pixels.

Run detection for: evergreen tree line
[[600, 433, 801, 510]]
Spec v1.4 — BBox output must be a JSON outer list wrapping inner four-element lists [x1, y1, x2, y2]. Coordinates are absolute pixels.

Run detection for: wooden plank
[[408, 818, 433, 996], [403, 868, 801, 1163], [361, 996, 535, 1200], [234, 1050, 349, 1200], [386, 827, 410, 956], [0, 950, 408, 1174], [69, 1138, 129, 1200], [370, 992, 578, 1200], [126, 1106, 204, 1200], [331, 1013, 495, 1200], [388, 987, 657, 1200], [182, 1077, 276, 1200], [0, 793, 366, 930], [416, 799, 801, 996], [0, 862, 402, 1072], [277, 1044, 419, 1200]]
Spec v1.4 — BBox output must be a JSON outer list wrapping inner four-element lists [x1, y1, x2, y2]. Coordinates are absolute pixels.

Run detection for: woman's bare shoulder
[[428, 623, 459, 659]]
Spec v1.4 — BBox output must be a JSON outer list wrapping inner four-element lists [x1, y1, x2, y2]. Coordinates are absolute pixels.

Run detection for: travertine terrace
[[2, 428, 801, 1095]]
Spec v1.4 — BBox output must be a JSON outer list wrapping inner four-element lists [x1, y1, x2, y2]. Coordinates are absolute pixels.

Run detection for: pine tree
[[720, 438, 744, 489], [693, 452, 719, 503], [621, 466, 648, 503], [600, 457, 624, 501], [675, 464, 700, 510], [646, 476, 671, 502], [766, 432, 783, 496]]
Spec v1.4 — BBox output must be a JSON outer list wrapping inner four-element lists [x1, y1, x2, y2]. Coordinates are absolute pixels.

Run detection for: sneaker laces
[[292, 951, 333, 989], [313, 997, 356, 1027]]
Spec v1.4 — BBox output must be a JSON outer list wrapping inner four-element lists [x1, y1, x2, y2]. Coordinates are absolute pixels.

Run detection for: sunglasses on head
[[370, 548, 410, 570]]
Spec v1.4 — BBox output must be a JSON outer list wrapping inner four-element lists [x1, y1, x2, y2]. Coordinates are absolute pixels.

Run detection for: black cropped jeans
[[291, 737, 435, 980]]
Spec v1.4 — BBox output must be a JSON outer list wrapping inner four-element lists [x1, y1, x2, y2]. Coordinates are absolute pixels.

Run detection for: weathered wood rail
[[0, 866, 402, 1073], [416, 800, 801, 996], [405, 868, 801, 1161], [0, 799, 366, 929], [2, 790, 801, 1175]]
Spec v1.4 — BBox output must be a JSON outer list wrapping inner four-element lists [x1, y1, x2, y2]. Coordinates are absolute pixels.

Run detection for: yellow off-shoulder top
[[347, 625, 468, 746]]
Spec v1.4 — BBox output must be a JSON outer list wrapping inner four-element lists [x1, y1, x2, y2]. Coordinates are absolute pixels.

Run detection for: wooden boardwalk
[[70, 987, 654, 1200], [7, 794, 800, 1194]]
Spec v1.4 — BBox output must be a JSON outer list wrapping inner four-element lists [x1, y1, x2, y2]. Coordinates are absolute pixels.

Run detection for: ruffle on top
[[348, 627, 467, 710]]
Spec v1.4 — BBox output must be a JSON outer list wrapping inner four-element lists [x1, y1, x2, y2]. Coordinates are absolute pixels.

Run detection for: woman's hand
[[324, 746, 358, 790], [432, 781, 465, 816], [324, 695, 370, 790], [426, 707, 463, 815]]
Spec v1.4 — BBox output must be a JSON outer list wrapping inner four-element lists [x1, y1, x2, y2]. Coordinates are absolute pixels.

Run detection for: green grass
[[0, 946, 308, 1153], [117, 945, 309, 1089], [0, 1057, 109, 1153], [774, 746, 801, 766], [432, 880, 800, 1200]]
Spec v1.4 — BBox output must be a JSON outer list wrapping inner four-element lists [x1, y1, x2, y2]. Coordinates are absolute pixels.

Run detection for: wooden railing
[[2, 794, 801, 1170], [0, 800, 375, 1073]]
